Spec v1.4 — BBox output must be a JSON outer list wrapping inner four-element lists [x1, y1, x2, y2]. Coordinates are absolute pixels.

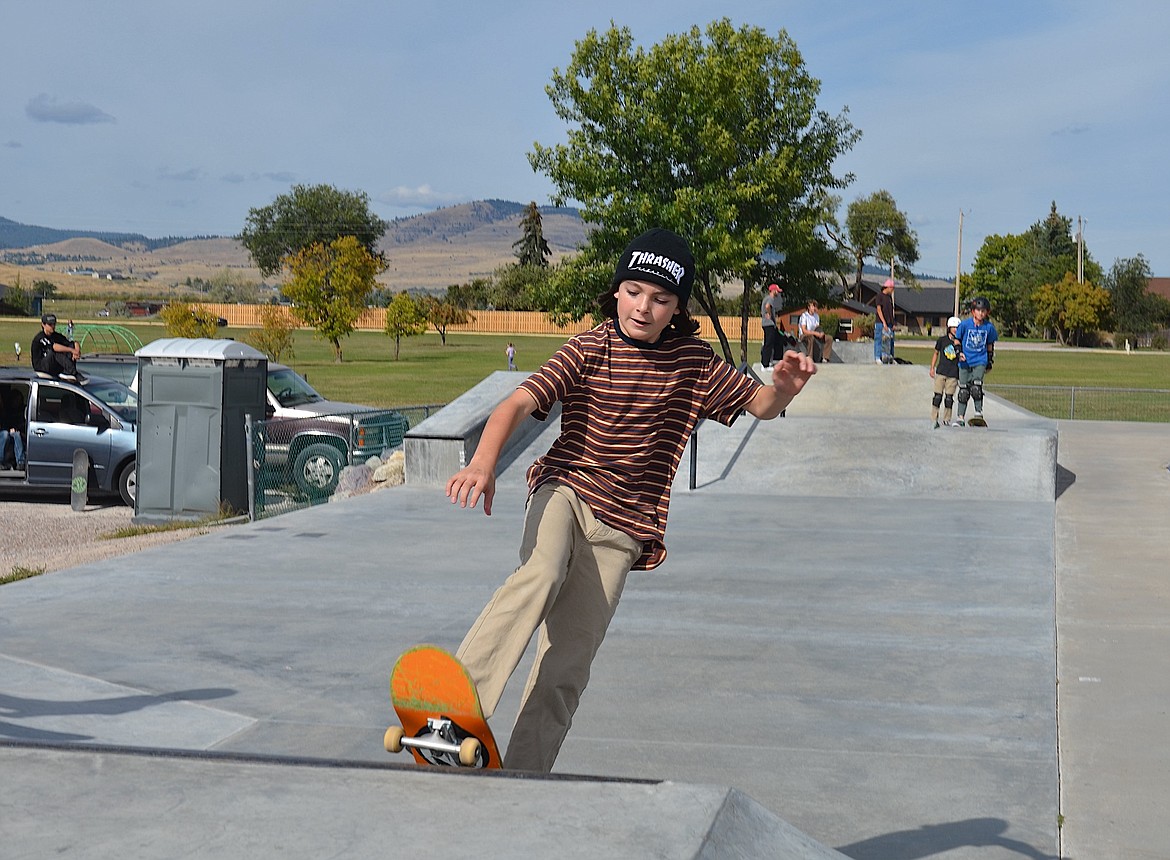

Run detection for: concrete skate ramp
[[1, 744, 847, 859], [691, 363, 1058, 501]]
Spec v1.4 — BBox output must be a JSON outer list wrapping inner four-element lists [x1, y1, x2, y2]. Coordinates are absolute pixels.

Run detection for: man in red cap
[[760, 282, 787, 368]]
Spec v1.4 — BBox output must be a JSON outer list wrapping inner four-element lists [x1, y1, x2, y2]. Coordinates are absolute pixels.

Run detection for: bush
[[820, 312, 840, 339]]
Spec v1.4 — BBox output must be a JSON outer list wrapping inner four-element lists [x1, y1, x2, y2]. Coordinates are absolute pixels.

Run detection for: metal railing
[[987, 385, 1170, 423], [249, 404, 443, 520]]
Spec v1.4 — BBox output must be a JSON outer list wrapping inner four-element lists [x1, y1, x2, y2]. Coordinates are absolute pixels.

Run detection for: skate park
[[2, 353, 1168, 859]]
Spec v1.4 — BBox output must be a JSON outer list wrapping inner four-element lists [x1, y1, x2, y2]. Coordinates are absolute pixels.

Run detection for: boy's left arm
[[746, 349, 817, 420]]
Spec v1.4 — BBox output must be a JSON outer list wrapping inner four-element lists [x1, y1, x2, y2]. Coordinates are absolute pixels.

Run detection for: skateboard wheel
[[384, 726, 405, 754], [458, 737, 482, 767]]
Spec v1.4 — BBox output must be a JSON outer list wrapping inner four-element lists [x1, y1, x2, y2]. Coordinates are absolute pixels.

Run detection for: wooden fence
[[198, 304, 774, 341]]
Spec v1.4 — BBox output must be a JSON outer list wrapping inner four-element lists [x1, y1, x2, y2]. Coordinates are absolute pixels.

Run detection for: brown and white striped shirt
[[519, 319, 761, 570]]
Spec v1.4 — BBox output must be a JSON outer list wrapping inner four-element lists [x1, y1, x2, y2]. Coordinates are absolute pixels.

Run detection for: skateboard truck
[[385, 717, 487, 768]]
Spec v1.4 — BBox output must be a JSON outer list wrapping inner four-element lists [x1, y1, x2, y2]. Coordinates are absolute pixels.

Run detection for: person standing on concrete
[[798, 299, 833, 364], [30, 314, 82, 381], [760, 283, 786, 367], [445, 228, 817, 772], [954, 296, 998, 427], [929, 316, 962, 428], [874, 279, 896, 364]]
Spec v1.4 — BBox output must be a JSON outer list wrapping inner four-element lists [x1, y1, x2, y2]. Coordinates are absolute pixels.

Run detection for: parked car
[[262, 363, 410, 498], [0, 368, 138, 505], [78, 353, 410, 499], [78, 353, 137, 386]]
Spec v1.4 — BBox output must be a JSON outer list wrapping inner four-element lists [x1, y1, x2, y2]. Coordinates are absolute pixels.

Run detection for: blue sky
[[4, 1, 1168, 276]]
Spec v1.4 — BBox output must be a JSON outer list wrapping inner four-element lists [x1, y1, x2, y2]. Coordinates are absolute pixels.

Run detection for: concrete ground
[[1, 362, 1167, 859]]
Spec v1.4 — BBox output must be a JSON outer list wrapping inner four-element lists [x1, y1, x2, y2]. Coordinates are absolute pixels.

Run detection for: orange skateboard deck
[[384, 644, 501, 769]]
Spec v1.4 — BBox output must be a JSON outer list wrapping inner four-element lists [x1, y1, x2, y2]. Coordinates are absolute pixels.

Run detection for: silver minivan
[[0, 368, 138, 505]]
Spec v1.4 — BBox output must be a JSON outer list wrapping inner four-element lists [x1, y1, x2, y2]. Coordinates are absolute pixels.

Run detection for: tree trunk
[[693, 276, 733, 363]]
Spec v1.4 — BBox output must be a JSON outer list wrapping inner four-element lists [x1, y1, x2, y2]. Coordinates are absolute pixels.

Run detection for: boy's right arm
[[445, 388, 539, 516]]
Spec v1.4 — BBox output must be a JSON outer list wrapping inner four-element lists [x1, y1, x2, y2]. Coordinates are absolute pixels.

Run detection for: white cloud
[[377, 184, 463, 208], [25, 94, 115, 125]]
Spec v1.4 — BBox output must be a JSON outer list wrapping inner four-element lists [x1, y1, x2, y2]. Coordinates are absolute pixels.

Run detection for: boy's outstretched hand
[[748, 348, 817, 420], [447, 464, 496, 516], [771, 348, 817, 398]]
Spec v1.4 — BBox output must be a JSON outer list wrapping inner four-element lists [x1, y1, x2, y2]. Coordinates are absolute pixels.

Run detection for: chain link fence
[[988, 385, 1170, 422], [249, 405, 443, 519]]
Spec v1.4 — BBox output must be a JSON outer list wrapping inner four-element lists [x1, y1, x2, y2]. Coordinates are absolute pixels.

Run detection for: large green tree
[[1032, 272, 1111, 346], [238, 184, 388, 278], [283, 235, 385, 362], [1104, 254, 1170, 335], [528, 18, 859, 362], [829, 190, 919, 292], [968, 202, 1102, 337]]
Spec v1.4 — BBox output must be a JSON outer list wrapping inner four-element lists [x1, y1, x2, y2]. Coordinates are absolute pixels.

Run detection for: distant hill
[[0, 217, 214, 252], [0, 202, 591, 292]]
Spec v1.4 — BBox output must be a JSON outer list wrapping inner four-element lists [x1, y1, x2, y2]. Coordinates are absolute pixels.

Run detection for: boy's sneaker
[[932, 420, 940, 429], [59, 373, 78, 382], [974, 411, 984, 421], [952, 418, 965, 428], [875, 358, 883, 364]]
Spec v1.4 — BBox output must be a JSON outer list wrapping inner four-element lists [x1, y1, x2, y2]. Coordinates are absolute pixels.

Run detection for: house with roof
[[790, 276, 962, 341]]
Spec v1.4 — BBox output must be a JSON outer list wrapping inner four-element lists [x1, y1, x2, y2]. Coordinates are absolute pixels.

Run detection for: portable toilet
[[134, 338, 267, 523]]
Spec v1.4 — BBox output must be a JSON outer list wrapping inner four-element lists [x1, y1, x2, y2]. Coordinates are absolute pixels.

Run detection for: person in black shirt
[[929, 316, 962, 427], [30, 314, 82, 381]]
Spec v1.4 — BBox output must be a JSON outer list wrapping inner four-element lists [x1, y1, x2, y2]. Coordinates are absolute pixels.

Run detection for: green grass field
[[2, 318, 1166, 414]]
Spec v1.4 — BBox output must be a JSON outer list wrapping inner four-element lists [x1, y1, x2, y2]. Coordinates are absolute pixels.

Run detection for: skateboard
[[384, 644, 501, 769], [967, 415, 988, 427], [71, 448, 89, 512]]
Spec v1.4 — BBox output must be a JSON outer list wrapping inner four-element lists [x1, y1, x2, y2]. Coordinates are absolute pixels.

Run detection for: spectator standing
[[506, 342, 517, 371], [874, 279, 895, 364], [760, 283, 786, 367]]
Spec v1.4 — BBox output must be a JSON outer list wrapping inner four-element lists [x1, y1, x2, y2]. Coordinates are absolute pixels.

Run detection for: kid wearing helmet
[[954, 297, 998, 426], [929, 316, 962, 427]]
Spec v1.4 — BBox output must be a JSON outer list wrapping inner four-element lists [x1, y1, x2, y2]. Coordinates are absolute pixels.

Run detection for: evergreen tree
[[512, 202, 552, 268]]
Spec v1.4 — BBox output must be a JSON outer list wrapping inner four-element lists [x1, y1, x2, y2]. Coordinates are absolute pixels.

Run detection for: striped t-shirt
[[518, 319, 761, 570]]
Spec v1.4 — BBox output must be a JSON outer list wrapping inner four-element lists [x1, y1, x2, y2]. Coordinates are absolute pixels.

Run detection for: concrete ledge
[[1, 744, 848, 859], [404, 371, 557, 486]]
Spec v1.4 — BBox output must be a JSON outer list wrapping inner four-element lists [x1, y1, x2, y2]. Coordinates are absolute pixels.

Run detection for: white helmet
[[947, 316, 961, 328]]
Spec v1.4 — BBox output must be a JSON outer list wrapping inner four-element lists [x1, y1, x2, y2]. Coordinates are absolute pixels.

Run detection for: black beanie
[[611, 228, 695, 306]]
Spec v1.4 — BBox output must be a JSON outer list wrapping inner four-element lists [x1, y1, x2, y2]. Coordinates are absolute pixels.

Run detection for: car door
[[25, 381, 114, 487]]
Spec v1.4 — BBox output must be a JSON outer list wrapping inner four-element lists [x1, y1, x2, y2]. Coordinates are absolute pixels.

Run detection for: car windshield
[[268, 368, 324, 407], [85, 378, 139, 423]]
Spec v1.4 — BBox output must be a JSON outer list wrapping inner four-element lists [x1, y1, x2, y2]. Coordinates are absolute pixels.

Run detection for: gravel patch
[[0, 496, 237, 577]]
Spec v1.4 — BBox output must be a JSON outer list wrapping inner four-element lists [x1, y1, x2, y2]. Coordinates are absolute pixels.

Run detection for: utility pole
[[1076, 216, 1084, 283], [954, 210, 965, 317]]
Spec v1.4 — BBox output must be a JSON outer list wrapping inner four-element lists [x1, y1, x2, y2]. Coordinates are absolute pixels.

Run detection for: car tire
[[293, 443, 345, 498], [118, 460, 137, 507]]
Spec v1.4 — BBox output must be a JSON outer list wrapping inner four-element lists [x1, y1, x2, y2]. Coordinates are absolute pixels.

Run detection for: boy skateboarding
[[954, 296, 998, 427], [444, 228, 817, 771]]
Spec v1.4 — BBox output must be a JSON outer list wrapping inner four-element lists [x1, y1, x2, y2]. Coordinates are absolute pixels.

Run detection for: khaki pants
[[456, 483, 643, 771], [800, 333, 833, 363]]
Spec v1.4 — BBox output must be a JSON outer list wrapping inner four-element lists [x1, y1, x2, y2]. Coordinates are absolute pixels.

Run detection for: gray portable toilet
[[134, 338, 267, 523]]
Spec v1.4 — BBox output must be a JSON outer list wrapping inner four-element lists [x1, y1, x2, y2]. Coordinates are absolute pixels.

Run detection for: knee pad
[[970, 379, 984, 400], [944, 394, 954, 408], [932, 392, 944, 408], [958, 385, 971, 404]]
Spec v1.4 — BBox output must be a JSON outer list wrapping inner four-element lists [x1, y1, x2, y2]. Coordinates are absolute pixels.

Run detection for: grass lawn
[[892, 344, 1170, 388], [2, 317, 1166, 410]]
